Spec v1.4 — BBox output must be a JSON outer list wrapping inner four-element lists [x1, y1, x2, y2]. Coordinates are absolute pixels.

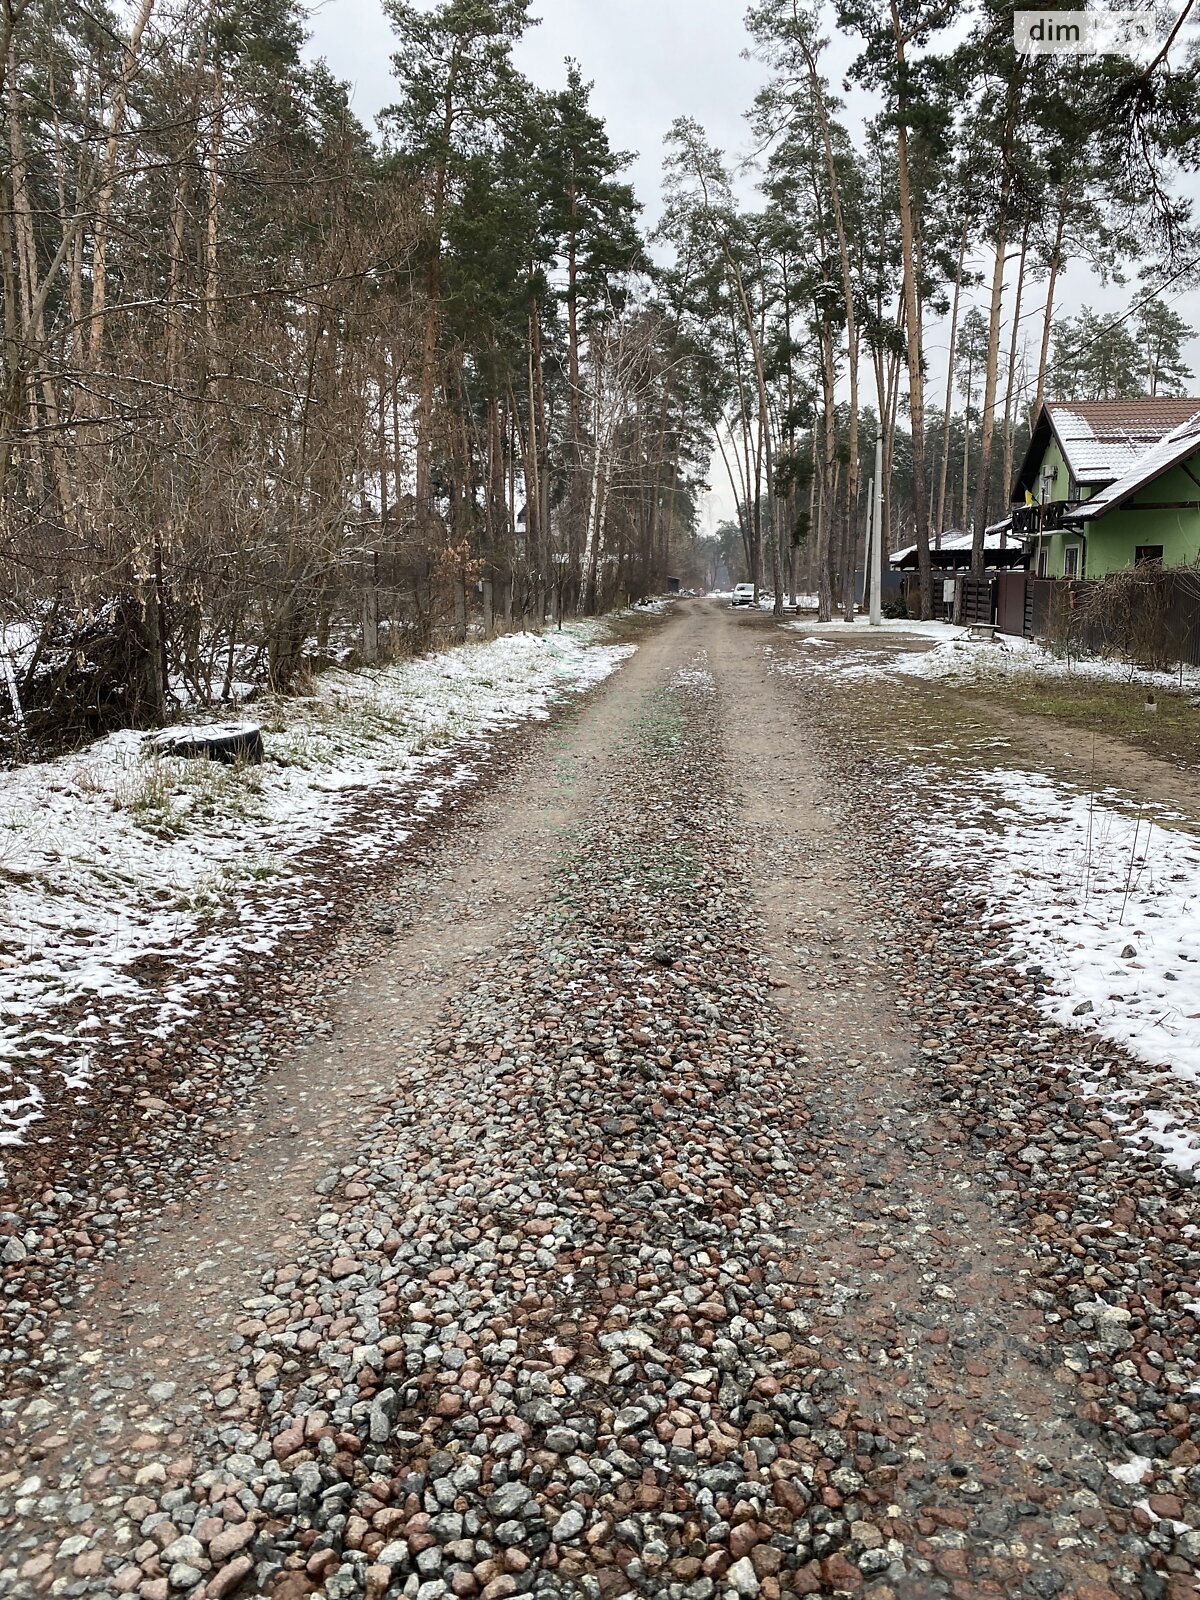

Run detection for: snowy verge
[[919, 764, 1200, 1172], [896, 632, 1200, 692], [784, 617, 965, 642], [772, 627, 1200, 1174], [783, 622, 1200, 693], [0, 626, 633, 1151]]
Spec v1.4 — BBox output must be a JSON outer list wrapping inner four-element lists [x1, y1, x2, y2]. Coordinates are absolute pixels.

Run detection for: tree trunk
[[724, 246, 780, 614], [87, 0, 156, 364], [971, 149, 1015, 576], [1000, 225, 1029, 524], [962, 351, 972, 530], [525, 322, 543, 625], [818, 330, 836, 622], [935, 224, 967, 548], [531, 301, 551, 613], [202, 63, 223, 393], [800, 32, 859, 623], [891, 0, 931, 617], [580, 357, 610, 615], [416, 62, 459, 513], [7, 69, 70, 512], [1034, 183, 1068, 419]]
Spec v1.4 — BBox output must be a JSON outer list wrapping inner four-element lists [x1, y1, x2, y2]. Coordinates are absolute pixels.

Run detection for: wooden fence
[[995, 569, 1200, 668]]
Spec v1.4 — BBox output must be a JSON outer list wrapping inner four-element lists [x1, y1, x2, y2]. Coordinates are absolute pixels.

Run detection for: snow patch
[[0, 626, 633, 1153], [784, 618, 968, 642], [784, 623, 1200, 694], [1108, 1455, 1153, 1484], [921, 765, 1200, 1172]]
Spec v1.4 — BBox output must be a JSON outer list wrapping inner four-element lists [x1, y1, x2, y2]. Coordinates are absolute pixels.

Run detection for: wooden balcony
[[1011, 501, 1084, 537]]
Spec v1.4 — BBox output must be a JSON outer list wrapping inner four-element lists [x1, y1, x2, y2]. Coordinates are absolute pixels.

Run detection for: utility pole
[[869, 433, 884, 626]]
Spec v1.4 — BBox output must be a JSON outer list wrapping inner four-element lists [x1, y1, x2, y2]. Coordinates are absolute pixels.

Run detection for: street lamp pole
[[869, 432, 884, 626]]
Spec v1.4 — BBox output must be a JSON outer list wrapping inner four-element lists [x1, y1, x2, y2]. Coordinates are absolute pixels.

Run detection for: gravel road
[[2, 601, 1198, 1600]]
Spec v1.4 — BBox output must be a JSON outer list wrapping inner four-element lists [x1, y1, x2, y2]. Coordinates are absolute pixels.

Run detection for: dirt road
[[2, 601, 1196, 1600]]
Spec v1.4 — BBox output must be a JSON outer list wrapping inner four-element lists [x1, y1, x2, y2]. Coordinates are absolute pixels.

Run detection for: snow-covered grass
[[783, 619, 1200, 695], [919, 762, 1200, 1172], [706, 591, 820, 609], [785, 616, 964, 641], [759, 593, 819, 611], [0, 626, 633, 1153], [895, 632, 1200, 692], [774, 622, 969, 684], [771, 619, 1200, 1174]]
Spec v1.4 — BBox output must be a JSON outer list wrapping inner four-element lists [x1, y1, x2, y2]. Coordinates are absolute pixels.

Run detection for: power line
[[1068, 253, 1200, 357]]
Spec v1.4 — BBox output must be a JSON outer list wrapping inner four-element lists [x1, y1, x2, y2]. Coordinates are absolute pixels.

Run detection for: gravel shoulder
[[0, 617, 684, 1563], [2, 602, 1198, 1600]]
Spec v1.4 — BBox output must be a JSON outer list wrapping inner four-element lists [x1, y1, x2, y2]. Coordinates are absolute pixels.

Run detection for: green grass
[[164, 856, 283, 921], [978, 676, 1200, 765], [113, 753, 266, 835]]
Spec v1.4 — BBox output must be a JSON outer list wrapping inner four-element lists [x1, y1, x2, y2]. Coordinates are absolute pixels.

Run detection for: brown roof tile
[[1044, 398, 1200, 482], [1045, 398, 1200, 432]]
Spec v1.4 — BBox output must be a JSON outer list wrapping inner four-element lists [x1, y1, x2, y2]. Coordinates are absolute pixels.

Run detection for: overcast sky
[[303, 0, 1200, 534]]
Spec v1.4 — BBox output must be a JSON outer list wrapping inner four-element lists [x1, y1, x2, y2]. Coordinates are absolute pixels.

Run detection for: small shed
[[889, 527, 1028, 572], [890, 527, 1027, 618]]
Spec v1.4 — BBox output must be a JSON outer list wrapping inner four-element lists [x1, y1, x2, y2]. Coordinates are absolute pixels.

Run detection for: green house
[[1011, 399, 1200, 577]]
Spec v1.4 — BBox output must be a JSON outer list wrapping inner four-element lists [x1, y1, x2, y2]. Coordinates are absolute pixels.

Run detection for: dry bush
[[1076, 566, 1175, 672]]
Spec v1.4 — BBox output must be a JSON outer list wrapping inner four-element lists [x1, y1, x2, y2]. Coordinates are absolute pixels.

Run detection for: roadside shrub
[[1076, 567, 1174, 673], [11, 595, 162, 757]]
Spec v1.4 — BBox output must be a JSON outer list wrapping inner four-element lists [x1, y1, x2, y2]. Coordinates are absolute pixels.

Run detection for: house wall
[[1084, 510, 1200, 574], [1031, 435, 1101, 503], [1031, 530, 1086, 578], [1032, 513, 1200, 577], [1030, 435, 1113, 502], [1031, 452, 1200, 577], [1083, 457, 1200, 576], [1040, 437, 1071, 502]]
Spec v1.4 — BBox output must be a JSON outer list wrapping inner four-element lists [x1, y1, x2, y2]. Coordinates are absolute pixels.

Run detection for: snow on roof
[[889, 525, 1016, 564], [1045, 398, 1200, 484], [1074, 406, 1200, 521]]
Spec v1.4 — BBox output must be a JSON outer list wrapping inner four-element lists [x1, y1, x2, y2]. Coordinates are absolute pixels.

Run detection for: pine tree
[[835, 0, 960, 617], [1050, 311, 1143, 401], [1136, 300, 1195, 396], [382, 0, 535, 513]]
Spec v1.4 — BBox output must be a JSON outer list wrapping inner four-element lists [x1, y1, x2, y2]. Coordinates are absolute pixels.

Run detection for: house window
[[1063, 544, 1082, 579], [1135, 545, 1164, 566], [1036, 545, 1048, 578]]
